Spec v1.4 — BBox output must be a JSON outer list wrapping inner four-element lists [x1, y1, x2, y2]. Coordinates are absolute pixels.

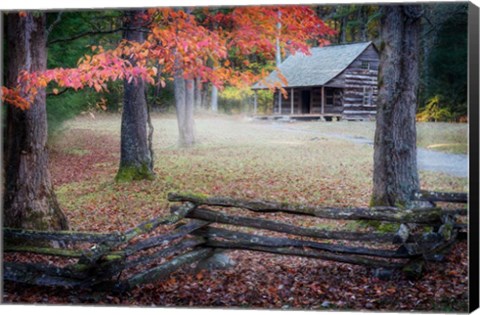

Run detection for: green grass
[[297, 120, 468, 154], [417, 122, 468, 154]]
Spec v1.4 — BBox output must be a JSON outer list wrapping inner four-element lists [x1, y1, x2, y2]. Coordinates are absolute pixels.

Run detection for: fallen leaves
[[3, 115, 469, 312]]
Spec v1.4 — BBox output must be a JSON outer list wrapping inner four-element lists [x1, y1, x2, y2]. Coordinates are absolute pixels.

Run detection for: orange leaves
[[1, 86, 30, 110], [277, 70, 288, 87], [4, 7, 333, 110]]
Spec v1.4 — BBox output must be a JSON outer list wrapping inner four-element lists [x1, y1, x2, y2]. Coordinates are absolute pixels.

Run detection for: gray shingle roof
[[252, 42, 373, 89]]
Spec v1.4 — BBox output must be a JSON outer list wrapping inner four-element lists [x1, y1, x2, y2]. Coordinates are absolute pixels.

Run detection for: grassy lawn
[[51, 113, 468, 232], [296, 120, 468, 154]]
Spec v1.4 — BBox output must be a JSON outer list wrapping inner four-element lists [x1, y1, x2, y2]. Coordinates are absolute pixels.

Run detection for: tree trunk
[[174, 56, 195, 147], [3, 13, 68, 230], [372, 5, 422, 207], [211, 84, 218, 112], [339, 13, 347, 43], [194, 77, 202, 110], [116, 10, 154, 182], [358, 6, 368, 41], [275, 10, 282, 66], [201, 83, 209, 109]]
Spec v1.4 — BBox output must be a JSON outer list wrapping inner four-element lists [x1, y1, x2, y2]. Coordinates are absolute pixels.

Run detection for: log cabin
[[251, 42, 379, 121]]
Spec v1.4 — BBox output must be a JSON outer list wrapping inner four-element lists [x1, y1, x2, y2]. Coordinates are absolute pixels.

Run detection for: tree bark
[[3, 12, 68, 230], [116, 10, 155, 182], [372, 5, 422, 207], [174, 56, 196, 147]]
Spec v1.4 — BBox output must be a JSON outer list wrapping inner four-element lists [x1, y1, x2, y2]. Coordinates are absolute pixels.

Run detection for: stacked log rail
[[3, 190, 468, 291], [167, 192, 467, 279], [3, 202, 211, 291]]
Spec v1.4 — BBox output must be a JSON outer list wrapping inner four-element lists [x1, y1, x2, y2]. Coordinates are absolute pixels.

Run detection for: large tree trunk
[[174, 56, 195, 147], [116, 10, 154, 182], [371, 5, 422, 207], [3, 13, 68, 230]]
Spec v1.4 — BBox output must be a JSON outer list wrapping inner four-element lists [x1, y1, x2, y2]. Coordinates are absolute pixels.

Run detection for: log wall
[[337, 44, 379, 120]]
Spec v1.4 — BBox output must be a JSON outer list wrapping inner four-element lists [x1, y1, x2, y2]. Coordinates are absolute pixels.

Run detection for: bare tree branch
[[46, 12, 63, 38]]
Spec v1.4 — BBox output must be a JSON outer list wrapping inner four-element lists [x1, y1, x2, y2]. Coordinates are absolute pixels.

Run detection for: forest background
[[1, 1, 467, 135]]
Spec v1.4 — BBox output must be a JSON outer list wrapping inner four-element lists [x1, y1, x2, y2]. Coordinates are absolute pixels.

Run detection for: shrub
[[416, 96, 454, 122], [218, 87, 273, 114]]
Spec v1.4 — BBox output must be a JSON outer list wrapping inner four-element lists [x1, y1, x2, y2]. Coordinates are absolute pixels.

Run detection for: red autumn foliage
[[2, 6, 334, 109]]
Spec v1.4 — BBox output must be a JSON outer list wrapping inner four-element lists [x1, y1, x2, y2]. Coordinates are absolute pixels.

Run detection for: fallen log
[[168, 192, 445, 224], [118, 247, 213, 291], [205, 239, 404, 269], [193, 226, 417, 258], [185, 207, 399, 243], [414, 190, 468, 204]]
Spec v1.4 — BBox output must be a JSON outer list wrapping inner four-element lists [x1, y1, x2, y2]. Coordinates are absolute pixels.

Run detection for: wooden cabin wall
[[341, 45, 379, 120], [311, 88, 322, 113]]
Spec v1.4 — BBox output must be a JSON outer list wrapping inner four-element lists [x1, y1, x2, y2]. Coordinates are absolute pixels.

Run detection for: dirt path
[[267, 122, 468, 178]]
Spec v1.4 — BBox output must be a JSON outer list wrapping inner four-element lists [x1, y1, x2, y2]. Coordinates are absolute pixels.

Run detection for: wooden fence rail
[[3, 190, 468, 291]]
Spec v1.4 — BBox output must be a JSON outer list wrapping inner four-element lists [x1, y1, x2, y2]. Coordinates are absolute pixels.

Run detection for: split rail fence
[[3, 190, 468, 292]]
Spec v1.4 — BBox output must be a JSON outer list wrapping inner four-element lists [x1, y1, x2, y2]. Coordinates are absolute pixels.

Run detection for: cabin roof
[[252, 41, 374, 90]]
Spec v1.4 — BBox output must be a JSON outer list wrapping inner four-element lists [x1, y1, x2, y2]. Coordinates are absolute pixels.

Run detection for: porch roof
[[252, 41, 373, 90]]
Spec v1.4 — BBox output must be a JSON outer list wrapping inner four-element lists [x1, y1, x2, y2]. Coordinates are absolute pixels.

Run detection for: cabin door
[[301, 90, 311, 114]]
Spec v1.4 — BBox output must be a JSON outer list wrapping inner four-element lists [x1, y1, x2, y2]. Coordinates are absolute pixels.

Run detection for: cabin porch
[[253, 113, 342, 121], [253, 86, 344, 117]]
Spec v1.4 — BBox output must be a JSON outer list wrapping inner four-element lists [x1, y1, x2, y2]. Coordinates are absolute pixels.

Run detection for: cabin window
[[363, 87, 373, 106], [325, 89, 341, 106], [326, 89, 334, 106], [360, 61, 370, 70]]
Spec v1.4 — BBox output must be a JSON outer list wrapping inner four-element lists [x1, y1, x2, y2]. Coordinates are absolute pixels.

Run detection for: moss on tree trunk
[[115, 163, 155, 183]]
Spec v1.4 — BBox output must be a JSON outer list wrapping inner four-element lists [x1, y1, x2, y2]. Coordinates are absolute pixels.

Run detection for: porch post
[[321, 86, 325, 114], [290, 88, 294, 114], [253, 90, 258, 115], [278, 91, 282, 114]]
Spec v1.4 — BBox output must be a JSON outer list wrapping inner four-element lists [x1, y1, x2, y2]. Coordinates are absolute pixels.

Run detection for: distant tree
[[371, 5, 423, 207], [174, 55, 196, 147], [3, 12, 68, 230], [116, 10, 155, 181], [316, 4, 380, 44], [420, 3, 468, 119]]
